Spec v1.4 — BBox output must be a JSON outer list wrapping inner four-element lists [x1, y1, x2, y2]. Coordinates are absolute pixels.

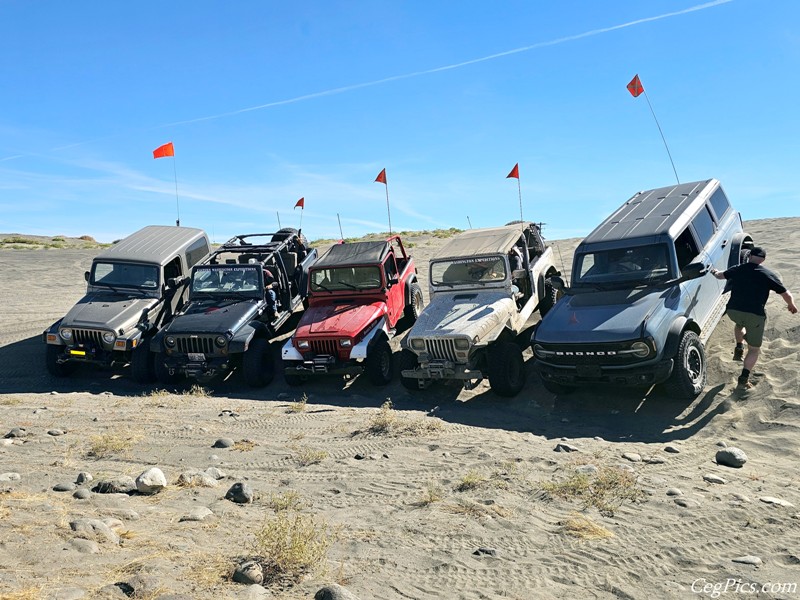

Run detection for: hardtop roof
[[96, 225, 208, 265], [581, 179, 718, 246], [313, 240, 390, 268], [433, 223, 530, 260]]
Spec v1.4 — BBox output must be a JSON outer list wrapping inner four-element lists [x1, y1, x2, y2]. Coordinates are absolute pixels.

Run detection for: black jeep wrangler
[[150, 229, 316, 387]]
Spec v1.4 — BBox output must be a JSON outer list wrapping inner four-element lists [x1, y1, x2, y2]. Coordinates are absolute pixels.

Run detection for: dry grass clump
[[250, 511, 332, 584], [367, 401, 444, 436], [455, 470, 489, 492], [287, 393, 308, 413], [267, 490, 309, 512], [414, 484, 445, 507], [232, 439, 258, 452], [86, 432, 139, 459], [294, 447, 328, 466], [184, 384, 211, 397], [443, 498, 511, 520], [541, 465, 646, 516], [561, 513, 614, 540], [0, 396, 22, 406], [0, 587, 44, 600]]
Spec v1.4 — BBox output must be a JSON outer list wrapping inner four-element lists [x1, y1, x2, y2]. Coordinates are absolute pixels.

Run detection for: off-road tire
[[403, 283, 424, 325], [538, 279, 560, 317], [46, 345, 77, 377], [283, 364, 305, 387], [664, 331, 706, 400], [131, 342, 156, 383], [487, 341, 526, 397], [398, 348, 422, 391], [271, 227, 308, 248], [154, 354, 182, 384], [243, 338, 275, 387], [365, 338, 393, 386]]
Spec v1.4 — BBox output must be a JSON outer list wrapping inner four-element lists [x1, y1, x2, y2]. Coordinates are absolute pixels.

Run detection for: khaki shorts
[[727, 309, 766, 347]]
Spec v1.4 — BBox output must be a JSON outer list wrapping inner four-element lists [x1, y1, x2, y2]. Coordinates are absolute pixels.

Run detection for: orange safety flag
[[153, 142, 175, 159], [294, 197, 305, 209], [506, 163, 519, 179], [375, 168, 387, 184], [627, 74, 644, 98]]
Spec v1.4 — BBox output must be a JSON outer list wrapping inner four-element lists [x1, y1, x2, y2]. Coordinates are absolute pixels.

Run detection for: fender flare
[[43, 318, 65, 345], [350, 317, 390, 360], [230, 322, 269, 354], [663, 317, 700, 358], [403, 272, 418, 304]]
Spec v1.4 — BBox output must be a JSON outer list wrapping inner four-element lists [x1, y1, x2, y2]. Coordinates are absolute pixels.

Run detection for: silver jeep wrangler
[[43, 225, 211, 382], [399, 222, 560, 397]]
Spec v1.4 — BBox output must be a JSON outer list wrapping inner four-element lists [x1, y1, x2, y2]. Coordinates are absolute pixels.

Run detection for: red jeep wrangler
[[281, 236, 423, 386]]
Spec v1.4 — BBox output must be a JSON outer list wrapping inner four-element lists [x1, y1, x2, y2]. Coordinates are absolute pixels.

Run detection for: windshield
[[92, 261, 159, 290], [574, 244, 672, 286], [191, 265, 263, 298], [431, 255, 507, 286], [310, 266, 382, 292]]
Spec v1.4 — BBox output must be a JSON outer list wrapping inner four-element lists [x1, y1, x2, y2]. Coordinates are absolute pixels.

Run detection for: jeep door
[[384, 252, 404, 326]]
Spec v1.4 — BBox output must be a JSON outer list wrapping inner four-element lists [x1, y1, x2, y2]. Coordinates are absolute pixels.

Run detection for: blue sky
[[1, 0, 798, 243]]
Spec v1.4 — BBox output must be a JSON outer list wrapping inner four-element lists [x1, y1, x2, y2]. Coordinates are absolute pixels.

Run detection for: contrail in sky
[[163, 0, 734, 127], [1, 0, 732, 161]]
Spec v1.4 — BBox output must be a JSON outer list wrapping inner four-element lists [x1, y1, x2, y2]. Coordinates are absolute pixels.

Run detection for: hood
[[535, 288, 670, 343], [61, 293, 158, 334], [409, 290, 515, 342], [165, 299, 262, 335], [296, 302, 385, 338]]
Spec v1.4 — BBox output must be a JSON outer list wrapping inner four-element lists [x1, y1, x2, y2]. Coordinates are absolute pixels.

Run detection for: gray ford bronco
[[399, 222, 560, 397], [43, 225, 211, 381], [531, 179, 753, 400], [150, 229, 317, 387]]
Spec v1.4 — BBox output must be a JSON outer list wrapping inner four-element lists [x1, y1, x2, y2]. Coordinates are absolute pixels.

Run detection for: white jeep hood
[[409, 290, 516, 343]]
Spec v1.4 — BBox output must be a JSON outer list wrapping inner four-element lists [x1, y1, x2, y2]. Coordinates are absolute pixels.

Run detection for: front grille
[[176, 336, 216, 355], [425, 338, 458, 362], [536, 341, 647, 366], [310, 339, 338, 356], [73, 329, 105, 346]]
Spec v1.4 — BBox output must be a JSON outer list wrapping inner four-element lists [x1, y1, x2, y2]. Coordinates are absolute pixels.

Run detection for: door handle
[[721, 239, 728, 248]]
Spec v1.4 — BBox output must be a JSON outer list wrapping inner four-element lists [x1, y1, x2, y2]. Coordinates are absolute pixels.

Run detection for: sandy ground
[[0, 219, 799, 600]]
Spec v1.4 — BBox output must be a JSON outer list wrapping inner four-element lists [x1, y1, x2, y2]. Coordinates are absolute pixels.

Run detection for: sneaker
[[733, 346, 744, 361]]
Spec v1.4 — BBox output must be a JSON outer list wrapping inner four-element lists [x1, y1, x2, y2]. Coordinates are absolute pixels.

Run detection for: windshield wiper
[[337, 281, 358, 290], [314, 282, 333, 292]]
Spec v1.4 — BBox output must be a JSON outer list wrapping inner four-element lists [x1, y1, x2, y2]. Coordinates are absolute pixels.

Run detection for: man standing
[[711, 247, 797, 389]]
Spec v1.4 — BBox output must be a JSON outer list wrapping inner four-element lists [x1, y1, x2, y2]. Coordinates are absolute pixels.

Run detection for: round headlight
[[298, 340, 310, 349], [630, 341, 651, 358], [454, 338, 470, 351], [215, 335, 227, 348], [164, 335, 176, 348], [102, 331, 116, 344], [59, 328, 73, 341], [410, 338, 425, 351]]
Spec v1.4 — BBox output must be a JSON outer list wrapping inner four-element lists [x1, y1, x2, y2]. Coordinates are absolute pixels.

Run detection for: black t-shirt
[[723, 262, 787, 316]]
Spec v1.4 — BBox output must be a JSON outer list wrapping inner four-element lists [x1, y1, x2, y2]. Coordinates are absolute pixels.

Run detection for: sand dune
[[0, 218, 798, 599]]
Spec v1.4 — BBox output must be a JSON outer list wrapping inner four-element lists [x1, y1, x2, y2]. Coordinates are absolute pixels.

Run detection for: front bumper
[[162, 355, 232, 381], [536, 358, 674, 387], [284, 356, 364, 377]]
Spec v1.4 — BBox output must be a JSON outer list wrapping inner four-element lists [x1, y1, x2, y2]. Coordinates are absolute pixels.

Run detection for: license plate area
[[188, 353, 205, 362], [576, 364, 602, 378]]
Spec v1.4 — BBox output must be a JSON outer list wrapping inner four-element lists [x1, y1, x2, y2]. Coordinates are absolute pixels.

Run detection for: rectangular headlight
[[340, 339, 352, 347], [298, 340, 310, 349], [410, 338, 425, 351], [454, 338, 470, 351]]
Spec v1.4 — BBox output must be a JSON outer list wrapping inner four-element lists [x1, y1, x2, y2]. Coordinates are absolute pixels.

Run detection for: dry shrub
[[541, 465, 646, 516], [86, 432, 139, 459], [367, 401, 443, 436], [250, 511, 332, 584], [455, 470, 489, 492], [79, 235, 96, 242], [561, 513, 614, 540], [294, 447, 327, 466], [0, 587, 44, 600], [233, 439, 258, 452], [444, 498, 510, 520], [414, 484, 445, 507], [267, 490, 308, 512], [288, 393, 308, 413], [184, 384, 210, 397]]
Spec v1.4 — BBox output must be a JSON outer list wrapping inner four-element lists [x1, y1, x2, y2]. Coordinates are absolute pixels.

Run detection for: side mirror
[[388, 276, 400, 286], [680, 262, 706, 281], [167, 276, 187, 289], [550, 276, 566, 291], [84, 271, 90, 282]]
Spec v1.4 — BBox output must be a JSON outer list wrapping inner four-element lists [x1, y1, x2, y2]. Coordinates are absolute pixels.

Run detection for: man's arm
[[710, 267, 726, 280], [780, 290, 798, 314]]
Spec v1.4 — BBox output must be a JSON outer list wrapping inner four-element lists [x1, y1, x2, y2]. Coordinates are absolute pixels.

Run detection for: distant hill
[[0, 233, 110, 250]]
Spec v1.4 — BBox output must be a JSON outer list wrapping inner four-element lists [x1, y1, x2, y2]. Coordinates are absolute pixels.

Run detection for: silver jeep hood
[[61, 293, 158, 333], [409, 290, 516, 343]]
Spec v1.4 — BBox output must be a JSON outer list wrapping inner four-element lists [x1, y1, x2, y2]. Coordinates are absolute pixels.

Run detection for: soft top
[[96, 225, 207, 265], [313, 241, 390, 268], [434, 224, 528, 261], [582, 179, 718, 245]]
